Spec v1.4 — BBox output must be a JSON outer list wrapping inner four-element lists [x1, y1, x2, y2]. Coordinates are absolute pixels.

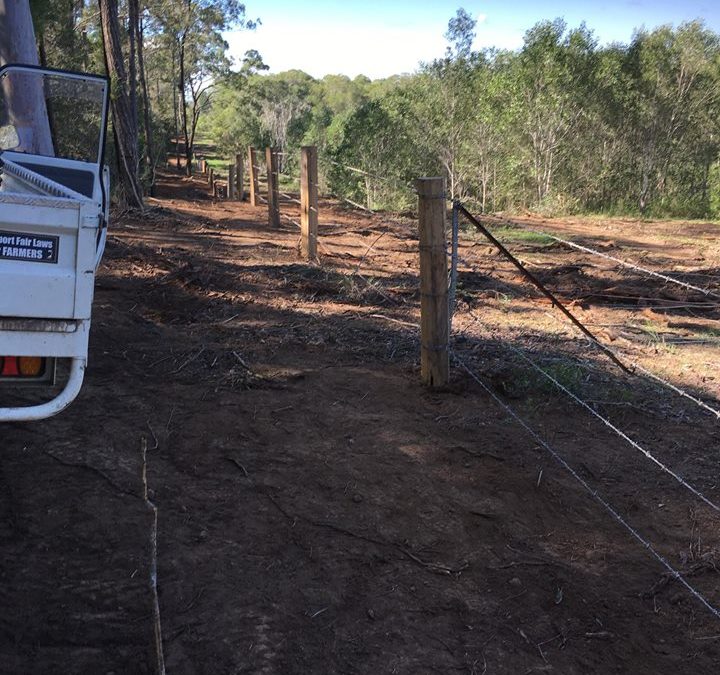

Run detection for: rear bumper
[[0, 357, 85, 422]]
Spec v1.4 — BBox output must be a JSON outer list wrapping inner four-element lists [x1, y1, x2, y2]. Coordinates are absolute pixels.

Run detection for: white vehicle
[[0, 64, 109, 422]]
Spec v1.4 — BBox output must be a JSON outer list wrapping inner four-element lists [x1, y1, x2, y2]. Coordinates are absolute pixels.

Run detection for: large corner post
[[300, 146, 318, 260], [266, 147, 280, 227], [417, 177, 449, 387], [248, 146, 259, 207]]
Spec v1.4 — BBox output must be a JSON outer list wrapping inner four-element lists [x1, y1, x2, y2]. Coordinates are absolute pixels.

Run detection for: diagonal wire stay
[[451, 208, 720, 421], [508, 344, 720, 515], [478, 302, 720, 421], [456, 203, 631, 374], [503, 222, 720, 300], [451, 350, 720, 622]]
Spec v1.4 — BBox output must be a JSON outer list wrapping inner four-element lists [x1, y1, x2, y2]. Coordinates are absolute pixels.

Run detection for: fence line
[[459, 293, 720, 421], [325, 158, 416, 193], [279, 190, 302, 206], [629, 362, 720, 419], [456, 204, 631, 373], [453, 204, 720, 420], [501, 221, 720, 300], [451, 350, 720, 622], [459, 292, 720, 509], [507, 343, 720, 514]]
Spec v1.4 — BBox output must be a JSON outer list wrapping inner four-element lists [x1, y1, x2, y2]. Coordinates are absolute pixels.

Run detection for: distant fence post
[[236, 153, 244, 201], [228, 164, 236, 200], [417, 177, 449, 388], [266, 147, 280, 227], [300, 146, 318, 260], [208, 167, 215, 191], [248, 147, 259, 206]]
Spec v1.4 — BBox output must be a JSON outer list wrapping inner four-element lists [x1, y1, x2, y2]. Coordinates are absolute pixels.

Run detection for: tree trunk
[[0, 0, 54, 155], [135, 8, 156, 195], [99, 0, 144, 209], [178, 35, 191, 176], [127, 0, 139, 146], [172, 45, 180, 168]]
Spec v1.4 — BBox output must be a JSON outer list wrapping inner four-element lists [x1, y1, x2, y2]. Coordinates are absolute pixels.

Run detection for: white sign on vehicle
[[0, 230, 59, 263]]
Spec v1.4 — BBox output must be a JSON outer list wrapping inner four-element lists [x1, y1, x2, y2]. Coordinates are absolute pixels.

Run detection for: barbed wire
[[451, 349, 720, 622], [457, 286, 720, 420], [503, 222, 720, 300], [452, 206, 720, 420], [279, 190, 302, 206], [507, 343, 720, 514], [456, 204, 631, 373], [324, 158, 417, 194]]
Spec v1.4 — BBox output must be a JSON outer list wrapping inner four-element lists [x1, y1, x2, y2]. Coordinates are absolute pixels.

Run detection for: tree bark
[[127, 0, 139, 145], [99, 0, 144, 209], [135, 6, 156, 195], [178, 32, 191, 175], [0, 0, 54, 155]]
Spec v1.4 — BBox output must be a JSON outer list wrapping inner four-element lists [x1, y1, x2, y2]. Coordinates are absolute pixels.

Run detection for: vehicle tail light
[[0, 356, 53, 382]]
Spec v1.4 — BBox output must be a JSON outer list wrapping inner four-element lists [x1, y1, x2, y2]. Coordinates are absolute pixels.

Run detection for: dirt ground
[[2, 170, 720, 674]]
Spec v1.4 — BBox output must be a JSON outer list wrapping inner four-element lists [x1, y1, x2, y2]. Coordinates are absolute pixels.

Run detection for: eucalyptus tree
[[512, 19, 598, 206], [99, 0, 144, 208], [0, 0, 54, 155], [626, 22, 720, 214], [415, 8, 481, 200], [146, 0, 256, 174]]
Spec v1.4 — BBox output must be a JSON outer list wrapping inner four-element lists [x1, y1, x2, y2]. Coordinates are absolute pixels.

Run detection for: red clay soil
[[1, 171, 719, 674]]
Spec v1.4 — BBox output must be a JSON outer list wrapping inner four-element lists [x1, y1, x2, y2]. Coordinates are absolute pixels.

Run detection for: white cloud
[[226, 19, 448, 80]]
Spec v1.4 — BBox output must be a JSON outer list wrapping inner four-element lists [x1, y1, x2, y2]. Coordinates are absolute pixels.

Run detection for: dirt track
[[1, 171, 720, 674]]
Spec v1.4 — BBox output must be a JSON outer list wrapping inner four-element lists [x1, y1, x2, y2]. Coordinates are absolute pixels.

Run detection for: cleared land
[[1, 170, 719, 674]]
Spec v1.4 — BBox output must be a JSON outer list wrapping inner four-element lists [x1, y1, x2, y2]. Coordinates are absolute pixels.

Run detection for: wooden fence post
[[228, 164, 236, 200], [248, 147, 259, 206], [301, 145, 318, 260], [236, 153, 244, 201], [266, 147, 280, 227], [417, 177, 449, 387]]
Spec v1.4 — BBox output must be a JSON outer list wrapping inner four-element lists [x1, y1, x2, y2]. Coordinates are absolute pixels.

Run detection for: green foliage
[[199, 12, 720, 219]]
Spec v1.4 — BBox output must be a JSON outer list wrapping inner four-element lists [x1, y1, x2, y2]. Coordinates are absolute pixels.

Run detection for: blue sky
[[225, 1, 720, 79]]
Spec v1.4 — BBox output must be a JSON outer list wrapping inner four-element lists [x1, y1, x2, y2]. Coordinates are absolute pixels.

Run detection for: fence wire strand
[[451, 208, 720, 421], [506, 343, 720, 514], [506, 223, 720, 300], [451, 350, 720, 622]]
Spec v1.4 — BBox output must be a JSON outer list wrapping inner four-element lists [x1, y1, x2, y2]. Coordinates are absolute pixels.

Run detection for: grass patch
[[462, 222, 554, 247], [519, 361, 586, 394], [494, 227, 555, 246]]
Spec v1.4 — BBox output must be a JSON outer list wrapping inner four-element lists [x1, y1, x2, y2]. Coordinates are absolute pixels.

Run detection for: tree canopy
[[20, 3, 720, 218]]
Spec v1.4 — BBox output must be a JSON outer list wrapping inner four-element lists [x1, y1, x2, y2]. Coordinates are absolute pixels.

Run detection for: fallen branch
[[142, 437, 166, 675]]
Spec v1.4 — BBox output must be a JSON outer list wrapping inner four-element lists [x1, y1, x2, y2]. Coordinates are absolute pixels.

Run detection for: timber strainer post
[[300, 145, 318, 260], [417, 177, 449, 387], [266, 147, 280, 227], [248, 146, 259, 206]]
